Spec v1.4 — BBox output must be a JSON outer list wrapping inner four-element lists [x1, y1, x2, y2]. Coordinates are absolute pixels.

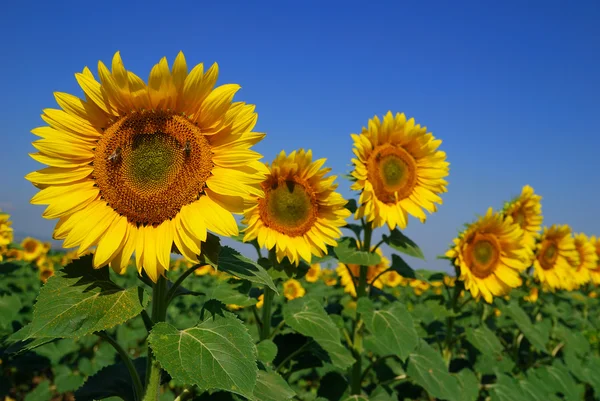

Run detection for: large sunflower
[[532, 225, 578, 291], [336, 246, 389, 297], [350, 112, 449, 229], [565, 233, 598, 290], [243, 149, 350, 265], [0, 209, 13, 246], [445, 208, 529, 303], [502, 185, 542, 256], [26, 52, 267, 282], [589, 236, 600, 285]]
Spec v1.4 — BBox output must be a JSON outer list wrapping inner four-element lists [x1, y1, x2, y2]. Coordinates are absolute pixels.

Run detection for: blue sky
[[1, 0, 599, 272]]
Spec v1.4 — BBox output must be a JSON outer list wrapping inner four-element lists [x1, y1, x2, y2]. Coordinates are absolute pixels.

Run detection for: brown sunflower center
[[367, 145, 417, 203], [258, 179, 317, 237], [512, 210, 527, 228], [468, 234, 501, 278], [94, 110, 213, 226], [24, 240, 38, 253], [539, 242, 558, 270]]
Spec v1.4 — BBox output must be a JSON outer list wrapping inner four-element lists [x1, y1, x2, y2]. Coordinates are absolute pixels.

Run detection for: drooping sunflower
[[0, 209, 13, 246], [243, 149, 350, 265], [445, 208, 529, 303], [336, 247, 389, 297], [26, 52, 267, 282], [532, 225, 578, 291], [283, 279, 306, 300], [21, 237, 44, 262], [305, 263, 321, 283], [589, 236, 600, 285], [350, 112, 449, 230], [502, 185, 543, 256], [565, 233, 598, 290]]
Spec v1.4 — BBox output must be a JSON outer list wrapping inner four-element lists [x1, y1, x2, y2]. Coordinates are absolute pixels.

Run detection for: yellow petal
[[25, 166, 92, 185], [196, 196, 238, 237], [94, 215, 128, 267]]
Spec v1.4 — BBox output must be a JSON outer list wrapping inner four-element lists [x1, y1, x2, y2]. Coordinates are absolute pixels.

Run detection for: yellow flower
[[533, 225, 578, 291], [4, 248, 24, 261], [446, 208, 529, 303], [243, 149, 350, 265], [381, 270, 407, 288], [193, 264, 216, 276], [565, 233, 598, 290], [589, 236, 600, 285], [227, 304, 243, 311], [494, 308, 502, 317], [524, 287, 539, 303], [443, 275, 456, 287], [305, 263, 321, 283], [0, 210, 13, 246], [283, 279, 306, 300], [350, 112, 449, 229], [409, 279, 431, 296], [502, 185, 543, 256], [589, 291, 598, 299], [336, 246, 389, 297], [430, 280, 444, 295], [26, 52, 268, 282], [255, 294, 264, 309], [21, 237, 44, 262], [39, 265, 55, 283]]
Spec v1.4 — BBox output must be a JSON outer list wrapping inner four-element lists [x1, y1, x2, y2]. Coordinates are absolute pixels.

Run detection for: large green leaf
[[383, 229, 425, 260], [257, 340, 278, 365], [334, 238, 381, 266], [490, 374, 528, 401], [453, 369, 480, 401], [148, 313, 257, 399], [24, 380, 51, 401], [205, 246, 278, 293], [283, 297, 355, 369], [466, 325, 504, 356], [500, 302, 548, 353], [406, 340, 460, 400], [7, 255, 148, 342], [357, 298, 418, 360], [370, 387, 395, 401], [0, 294, 22, 327], [204, 279, 257, 308], [252, 371, 295, 401], [75, 357, 148, 401]]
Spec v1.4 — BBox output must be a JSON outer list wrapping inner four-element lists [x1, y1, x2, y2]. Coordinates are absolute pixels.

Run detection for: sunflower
[[321, 269, 338, 286], [243, 149, 350, 265], [589, 236, 600, 286], [350, 112, 449, 230], [305, 263, 321, 283], [26, 52, 267, 282], [0, 210, 13, 246], [381, 270, 406, 288], [283, 279, 306, 300], [336, 247, 389, 297], [524, 287, 539, 303], [446, 208, 529, 303], [255, 294, 265, 309], [565, 233, 598, 290], [21, 237, 44, 262], [502, 185, 542, 256], [532, 225, 578, 291]]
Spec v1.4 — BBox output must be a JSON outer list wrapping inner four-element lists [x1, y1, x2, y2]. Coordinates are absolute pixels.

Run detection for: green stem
[[143, 275, 168, 401], [165, 262, 203, 305], [443, 269, 463, 367], [260, 287, 275, 341], [97, 331, 144, 401], [349, 222, 373, 395]]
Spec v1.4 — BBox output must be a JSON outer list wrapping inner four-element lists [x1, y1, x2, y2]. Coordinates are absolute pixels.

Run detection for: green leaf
[[206, 246, 278, 293], [257, 340, 278, 365], [342, 396, 369, 401], [406, 340, 461, 400], [499, 302, 548, 353], [370, 387, 395, 401], [75, 357, 148, 401], [8, 255, 148, 342], [466, 325, 504, 356], [24, 380, 51, 401], [389, 254, 418, 279], [148, 313, 257, 399], [490, 374, 527, 401], [204, 279, 257, 308], [283, 297, 355, 369], [344, 223, 363, 239], [4, 323, 56, 354], [334, 238, 381, 266], [0, 294, 21, 327], [453, 369, 480, 401], [345, 199, 358, 213], [383, 229, 425, 260], [34, 338, 80, 364], [357, 298, 418, 360], [54, 365, 85, 393], [252, 370, 295, 401]]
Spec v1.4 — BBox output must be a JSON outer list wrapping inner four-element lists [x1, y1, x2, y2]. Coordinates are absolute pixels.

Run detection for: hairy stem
[[143, 275, 168, 401]]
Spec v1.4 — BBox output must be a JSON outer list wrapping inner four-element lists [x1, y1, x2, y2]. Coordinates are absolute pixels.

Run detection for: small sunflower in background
[[26, 51, 267, 282], [381, 270, 406, 288], [255, 294, 265, 309], [446, 208, 529, 303], [0, 209, 13, 246], [502, 185, 543, 258], [337, 247, 389, 297], [243, 149, 350, 265], [524, 287, 539, 303], [283, 279, 306, 300], [410, 279, 431, 296], [305, 263, 321, 283], [533, 225, 579, 291], [321, 269, 338, 286], [589, 236, 600, 285], [21, 237, 44, 262], [350, 111, 449, 229], [565, 233, 598, 290]]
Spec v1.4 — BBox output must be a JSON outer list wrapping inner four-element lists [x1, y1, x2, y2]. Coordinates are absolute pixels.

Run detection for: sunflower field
[[1, 53, 600, 401]]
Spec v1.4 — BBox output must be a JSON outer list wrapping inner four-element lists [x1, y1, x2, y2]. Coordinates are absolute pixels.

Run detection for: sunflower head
[[305, 263, 322, 283], [243, 149, 350, 265], [532, 225, 579, 291], [21, 237, 44, 262], [589, 236, 600, 285], [283, 279, 306, 300], [350, 112, 449, 230], [503, 185, 543, 254], [564, 233, 598, 290], [27, 52, 267, 282], [446, 208, 529, 303], [409, 279, 431, 296], [381, 270, 407, 288], [0, 210, 13, 246], [336, 246, 390, 297]]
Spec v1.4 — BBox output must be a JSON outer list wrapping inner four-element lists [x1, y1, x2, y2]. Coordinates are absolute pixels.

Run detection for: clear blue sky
[[1, 0, 599, 272]]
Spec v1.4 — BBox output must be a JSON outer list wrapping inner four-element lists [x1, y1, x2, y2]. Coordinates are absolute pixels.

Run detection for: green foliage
[[406, 340, 461, 400], [383, 229, 425, 260], [334, 238, 382, 265]]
